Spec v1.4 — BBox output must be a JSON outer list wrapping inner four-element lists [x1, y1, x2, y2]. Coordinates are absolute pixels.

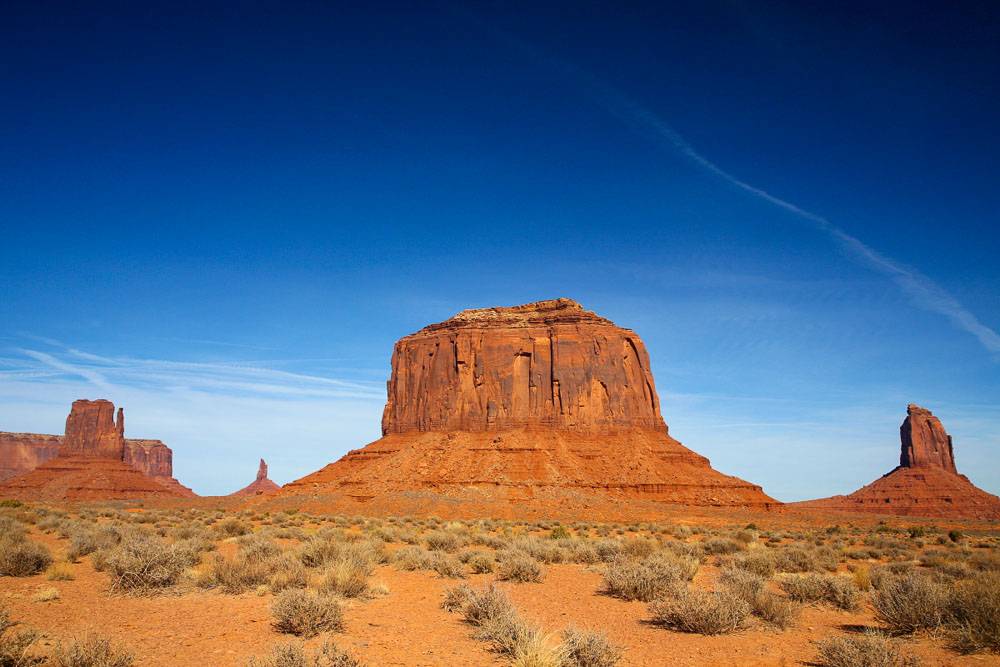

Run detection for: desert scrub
[[729, 551, 776, 577], [0, 606, 43, 667], [441, 584, 475, 613], [319, 559, 370, 598], [602, 552, 698, 602], [101, 533, 191, 595], [52, 633, 134, 667], [467, 552, 495, 574], [780, 574, 860, 611], [648, 588, 751, 635], [816, 631, 919, 667], [561, 627, 622, 667], [391, 546, 435, 571], [0, 534, 52, 577], [947, 571, 1000, 653], [271, 590, 344, 637], [495, 552, 544, 583], [246, 640, 363, 667], [458, 584, 517, 627], [702, 537, 744, 555], [871, 573, 949, 634], [212, 517, 251, 538]]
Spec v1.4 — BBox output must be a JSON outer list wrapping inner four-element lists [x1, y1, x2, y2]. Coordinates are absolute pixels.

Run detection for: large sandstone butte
[[0, 399, 194, 500], [230, 459, 281, 497], [277, 299, 775, 519], [798, 404, 1000, 520]]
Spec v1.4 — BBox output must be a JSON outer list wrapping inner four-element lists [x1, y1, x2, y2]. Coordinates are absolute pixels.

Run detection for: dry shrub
[[430, 552, 466, 579], [391, 546, 434, 571], [816, 631, 920, 667], [773, 546, 823, 573], [702, 537, 743, 555], [425, 530, 463, 553], [52, 633, 134, 667], [871, 573, 949, 634], [474, 609, 562, 665], [468, 553, 495, 574], [496, 553, 544, 583], [719, 567, 765, 601], [947, 571, 1000, 654], [561, 627, 622, 667], [441, 584, 475, 612], [0, 606, 43, 667], [602, 552, 697, 602], [320, 560, 370, 598], [731, 551, 776, 578], [780, 574, 860, 611], [101, 534, 191, 595], [0, 536, 52, 577], [66, 527, 120, 563], [461, 584, 516, 627], [246, 640, 363, 667], [751, 591, 798, 629], [271, 590, 344, 638], [213, 517, 250, 538], [648, 588, 751, 635]]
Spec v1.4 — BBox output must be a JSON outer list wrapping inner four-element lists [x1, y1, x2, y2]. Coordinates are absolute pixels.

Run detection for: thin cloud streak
[[482, 22, 1000, 358]]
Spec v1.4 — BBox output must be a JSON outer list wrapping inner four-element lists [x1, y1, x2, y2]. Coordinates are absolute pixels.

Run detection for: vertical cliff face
[[797, 404, 1000, 519], [62, 399, 125, 459], [900, 404, 957, 473], [0, 433, 62, 482], [279, 299, 776, 518], [381, 298, 665, 434], [123, 440, 174, 478]]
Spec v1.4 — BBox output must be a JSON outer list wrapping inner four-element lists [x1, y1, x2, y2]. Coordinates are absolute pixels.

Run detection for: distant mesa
[[230, 458, 281, 497], [276, 298, 776, 518], [797, 404, 1000, 520], [0, 399, 194, 500]]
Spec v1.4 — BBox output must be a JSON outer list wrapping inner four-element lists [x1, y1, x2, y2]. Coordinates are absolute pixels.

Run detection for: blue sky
[[1, 2, 998, 498]]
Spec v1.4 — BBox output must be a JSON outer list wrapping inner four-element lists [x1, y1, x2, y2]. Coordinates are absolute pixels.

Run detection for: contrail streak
[[482, 21, 1000, 358]]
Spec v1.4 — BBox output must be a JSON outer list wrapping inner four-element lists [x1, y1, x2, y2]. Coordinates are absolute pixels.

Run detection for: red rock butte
[[276, 299, 776, 519], [797, 404, 1000, 520], [230, 458, 281, 497], [0, 399, 194, 500]]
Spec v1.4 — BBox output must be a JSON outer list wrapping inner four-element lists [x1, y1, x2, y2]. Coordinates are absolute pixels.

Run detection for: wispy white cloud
[[0, 341, 386, 494], [480, 23, 1000, 358]]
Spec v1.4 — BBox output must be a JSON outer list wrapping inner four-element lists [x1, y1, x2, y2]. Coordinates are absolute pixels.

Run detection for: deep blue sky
[[2, 2, 998, 498]]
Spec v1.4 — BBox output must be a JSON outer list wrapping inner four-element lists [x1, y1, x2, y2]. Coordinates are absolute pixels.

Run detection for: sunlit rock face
[[277, 299, 777, 519]]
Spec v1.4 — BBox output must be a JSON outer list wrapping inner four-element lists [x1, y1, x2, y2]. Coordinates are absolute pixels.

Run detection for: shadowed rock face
[[900, 404, 957, 473], [0, 433, 61, 482], [278, 299, 776, 518], [797, 404, 1000, 519], [382, 298, 664, 434]]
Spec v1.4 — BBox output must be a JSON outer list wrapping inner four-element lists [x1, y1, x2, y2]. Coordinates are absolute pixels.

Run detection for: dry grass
[[947, 571, 1000, 654], [648, 588, 751, 635], [560, 627, 623, 667], [101, 534, 190, 595], [52, 633, 134, 667], [780, 574, 860, 611], [0, 535, 52, 577], [496, 553, 544, 583], [245, 640, 363, 667], [871, 573, 949, 634], [602, 552, 698, 602], [0, 606, 43, 667], [271, 590, 344, 637], [816, 631, 919, 667]]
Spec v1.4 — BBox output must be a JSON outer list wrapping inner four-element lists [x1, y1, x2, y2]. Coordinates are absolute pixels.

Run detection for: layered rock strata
[[798, 404, 1000, 519], [277, 299, 776, 518], [0, 399, 194, 500]]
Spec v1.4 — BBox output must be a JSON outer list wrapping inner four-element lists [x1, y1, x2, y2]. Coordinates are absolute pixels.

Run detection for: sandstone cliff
[[276, 299, 776, 519], [230, 458, 281, 496], [0, 399, 194, 500], [797, 404, 1000, 519], [0, 433, 61, 482]]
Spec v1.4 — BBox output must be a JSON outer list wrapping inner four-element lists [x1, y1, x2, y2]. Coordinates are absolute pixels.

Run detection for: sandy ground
[[3, 528, 999, 667]]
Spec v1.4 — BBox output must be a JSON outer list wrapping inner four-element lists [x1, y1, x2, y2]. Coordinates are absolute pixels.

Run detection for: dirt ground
[[3, 519, 999, 667]]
